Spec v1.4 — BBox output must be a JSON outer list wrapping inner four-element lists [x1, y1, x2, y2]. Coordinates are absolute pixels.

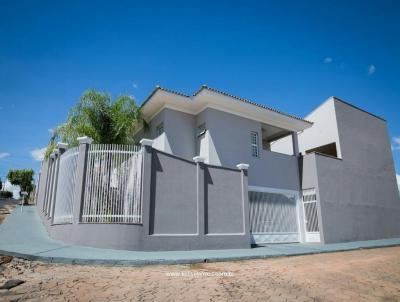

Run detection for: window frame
[[250, 131, 259, 158], [156, 123, 164, 137]]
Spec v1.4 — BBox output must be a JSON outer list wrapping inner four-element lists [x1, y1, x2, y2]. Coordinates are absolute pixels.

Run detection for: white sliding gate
[[249, 187, 300, 244], [53, 147, 79, 224], [302, 188, 320, 242], [81, 144, 143, 224]]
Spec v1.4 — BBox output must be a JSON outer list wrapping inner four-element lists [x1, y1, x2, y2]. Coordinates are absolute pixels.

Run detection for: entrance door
[[302, 188, 321, 242], [249, 188, 300, 244]]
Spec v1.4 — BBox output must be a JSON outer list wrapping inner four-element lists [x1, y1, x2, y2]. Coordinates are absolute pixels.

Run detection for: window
[[251, 131, 259, 157], [197, 123, 206, 137], [156, 123, 164, 137]]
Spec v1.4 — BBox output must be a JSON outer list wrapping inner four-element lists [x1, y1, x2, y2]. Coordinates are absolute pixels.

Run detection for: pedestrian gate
[[302, 188, 320, 242]]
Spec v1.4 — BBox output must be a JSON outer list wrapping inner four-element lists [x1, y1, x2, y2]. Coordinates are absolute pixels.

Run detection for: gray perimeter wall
[[40, 148, 250, 251], [302, 100, 400, 243]]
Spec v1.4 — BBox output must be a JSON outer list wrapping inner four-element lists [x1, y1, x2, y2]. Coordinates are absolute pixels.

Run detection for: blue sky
[[0, 0, 399, 185]]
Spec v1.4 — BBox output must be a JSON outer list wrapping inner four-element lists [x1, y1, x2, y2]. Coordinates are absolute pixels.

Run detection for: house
[[36, 85, 400, 251]]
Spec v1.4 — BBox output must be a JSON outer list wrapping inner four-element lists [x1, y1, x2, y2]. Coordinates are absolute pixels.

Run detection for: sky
[[0, 0, 399, 188]]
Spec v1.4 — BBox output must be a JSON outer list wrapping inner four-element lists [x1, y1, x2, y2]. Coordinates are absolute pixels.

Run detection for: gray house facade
[[36, 85, 400, 251]]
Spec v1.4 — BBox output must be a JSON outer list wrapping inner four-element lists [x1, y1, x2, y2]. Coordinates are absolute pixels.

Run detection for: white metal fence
[[81, 144, 143, 224], [53, 147, 79, 224]]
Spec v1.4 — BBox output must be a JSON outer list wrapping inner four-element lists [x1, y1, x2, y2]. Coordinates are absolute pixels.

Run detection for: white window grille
[[251, 131, 259, 157]]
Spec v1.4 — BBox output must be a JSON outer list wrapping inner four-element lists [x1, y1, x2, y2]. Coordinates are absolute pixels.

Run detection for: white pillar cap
[[140, 139, 154, 147], [57, 142, 68, 149], [236, 163, 250, 170], [77, 136, 93, 144], [193, 156, 205, 163]]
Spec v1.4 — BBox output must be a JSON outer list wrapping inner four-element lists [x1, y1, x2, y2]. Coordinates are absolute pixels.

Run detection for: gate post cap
[[57, 142, 68, 150], [236, 163, 249, 170], [193, 156, 205, 163], [140, 139, 154, 147], [77, 136, 93, 144]]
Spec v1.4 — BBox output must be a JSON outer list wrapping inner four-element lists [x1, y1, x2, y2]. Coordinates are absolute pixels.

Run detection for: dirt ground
[[0, 202, 399, 302], [0, 199, 19, 224], [0, 247, 399, 301]]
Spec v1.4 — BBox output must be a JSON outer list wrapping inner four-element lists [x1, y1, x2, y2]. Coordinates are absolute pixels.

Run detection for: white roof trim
[[142, 88, 312, 132]]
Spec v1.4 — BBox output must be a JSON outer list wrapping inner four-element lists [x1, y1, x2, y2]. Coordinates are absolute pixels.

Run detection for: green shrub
[[0, 191, 13, 199]]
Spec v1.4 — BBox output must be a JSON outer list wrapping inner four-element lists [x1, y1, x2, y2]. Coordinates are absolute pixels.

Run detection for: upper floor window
[[197, 123, 206, 137], [156, 123, 164, 137], [251, 131, 259, 157]]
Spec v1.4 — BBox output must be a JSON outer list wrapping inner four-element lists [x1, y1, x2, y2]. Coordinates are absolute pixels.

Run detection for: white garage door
[[249, 189, 300, 244]]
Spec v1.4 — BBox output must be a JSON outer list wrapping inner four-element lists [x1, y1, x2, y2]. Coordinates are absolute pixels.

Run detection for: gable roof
[[141, 85, 313, 131]]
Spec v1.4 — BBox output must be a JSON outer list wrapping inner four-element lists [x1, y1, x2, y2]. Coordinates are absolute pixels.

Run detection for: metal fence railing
[[81, 144, 143, 224], [53, 147, 79, 224]]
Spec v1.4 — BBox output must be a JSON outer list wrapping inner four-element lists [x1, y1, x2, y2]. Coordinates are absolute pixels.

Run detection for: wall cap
[[236, 163, 250, 170], [77, 136, 93, 144], [57, 142, 68, 150], [140, 139, 154, 147], [193, 156, 205, 163]]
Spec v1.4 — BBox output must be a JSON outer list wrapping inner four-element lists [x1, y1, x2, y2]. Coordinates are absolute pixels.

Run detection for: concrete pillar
[[45, 153, 57, 215], [50, 143, 68, 224], [47, 150, 60, 219], [292, 132, 300, 156], [193, 156, 205, 235], [140, 139, 154, 235], [42, 157, 53, 213], [73, 137, 93, 224], [236, 163, 250, 237]]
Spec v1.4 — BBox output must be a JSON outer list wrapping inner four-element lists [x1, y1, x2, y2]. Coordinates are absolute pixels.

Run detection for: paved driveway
[[1, 246, 400, 301]]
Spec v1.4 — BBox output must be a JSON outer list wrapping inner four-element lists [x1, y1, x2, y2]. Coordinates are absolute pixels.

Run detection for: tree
[[7, 169, 34, 204], [45, 90, 146, 157]]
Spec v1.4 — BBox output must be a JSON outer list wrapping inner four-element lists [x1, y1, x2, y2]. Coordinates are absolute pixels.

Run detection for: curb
[[1, 242, 400, 267]]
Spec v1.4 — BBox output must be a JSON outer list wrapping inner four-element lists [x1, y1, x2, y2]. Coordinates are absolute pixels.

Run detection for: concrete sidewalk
[[1, 205, 400, 266]]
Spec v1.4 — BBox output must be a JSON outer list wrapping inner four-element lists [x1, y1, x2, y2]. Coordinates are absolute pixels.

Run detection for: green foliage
[[7, 169, 34, 202], [0, 191, 13, 199], [46, 90, 145, 157]]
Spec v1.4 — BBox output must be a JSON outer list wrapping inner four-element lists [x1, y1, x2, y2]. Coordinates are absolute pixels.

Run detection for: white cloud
[[132, 82, 138, 89], [4, 180, 20, 199], [392, 137, 400, 150], [0, 152, 10, 159], [31, 147, 46, 161], [324, 57, 333, 64], [368, 64, 376, 75]]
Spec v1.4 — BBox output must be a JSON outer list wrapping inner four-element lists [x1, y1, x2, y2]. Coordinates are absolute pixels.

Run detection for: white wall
[[272, 98, 342, 157]]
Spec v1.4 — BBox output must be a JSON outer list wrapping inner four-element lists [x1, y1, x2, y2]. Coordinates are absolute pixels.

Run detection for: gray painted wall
[[149, 108, 196, 160], [302, 99, 400, 243], [39, 146, 250, 251]]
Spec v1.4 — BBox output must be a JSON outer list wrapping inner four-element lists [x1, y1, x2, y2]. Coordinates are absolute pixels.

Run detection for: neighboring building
[[36, 85, 400, 251]]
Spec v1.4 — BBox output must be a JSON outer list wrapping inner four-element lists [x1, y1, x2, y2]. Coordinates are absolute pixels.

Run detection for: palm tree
[[46, 90, 146, 157]]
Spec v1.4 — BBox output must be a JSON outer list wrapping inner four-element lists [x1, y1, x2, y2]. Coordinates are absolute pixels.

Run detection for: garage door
[[249, 190, 300, 244]]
